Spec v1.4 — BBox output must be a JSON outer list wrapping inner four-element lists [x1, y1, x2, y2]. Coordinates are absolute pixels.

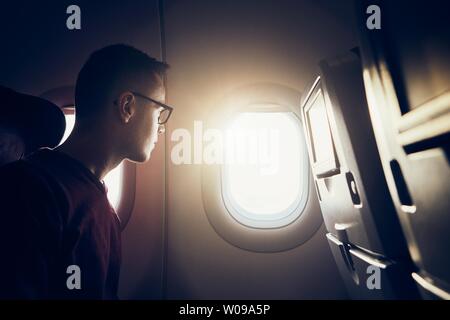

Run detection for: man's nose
[[158, 124, 165, 135]]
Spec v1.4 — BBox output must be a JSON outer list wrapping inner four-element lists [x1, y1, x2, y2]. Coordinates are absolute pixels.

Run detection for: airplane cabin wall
[[163, 0, 356, 299]]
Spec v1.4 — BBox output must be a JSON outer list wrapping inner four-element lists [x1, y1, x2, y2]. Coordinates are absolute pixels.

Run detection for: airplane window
[[59, 113, 75, 144], [60, 113, 124, 210], [60, 113, 76, 144], [222, 112, 307, 228]]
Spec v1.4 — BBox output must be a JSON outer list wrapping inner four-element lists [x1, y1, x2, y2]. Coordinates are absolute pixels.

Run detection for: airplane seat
[[300, 49, 419, 299], [356, 0, 450, 299]]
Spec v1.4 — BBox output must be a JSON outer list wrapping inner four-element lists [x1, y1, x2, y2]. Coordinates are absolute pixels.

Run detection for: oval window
[[221, 112, 308, 228]]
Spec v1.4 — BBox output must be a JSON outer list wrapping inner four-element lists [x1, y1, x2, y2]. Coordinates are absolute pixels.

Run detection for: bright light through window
[[222, 112, 308, 228], [103, 164, 123, 210], [60, 113, 124, 210], [61, 114, 76, 144]]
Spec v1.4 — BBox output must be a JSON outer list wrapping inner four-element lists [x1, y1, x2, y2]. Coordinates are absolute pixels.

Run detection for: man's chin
[[128, 149, 153, 163]]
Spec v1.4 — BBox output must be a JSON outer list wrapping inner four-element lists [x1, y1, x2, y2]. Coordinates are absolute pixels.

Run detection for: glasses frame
[[130, 91, 173, 125]]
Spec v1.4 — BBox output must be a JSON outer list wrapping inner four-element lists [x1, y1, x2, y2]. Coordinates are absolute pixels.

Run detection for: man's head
[[75, 44, 170, 162]]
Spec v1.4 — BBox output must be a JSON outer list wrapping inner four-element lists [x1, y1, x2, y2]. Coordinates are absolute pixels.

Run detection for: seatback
[[301, 50, 418, 299], [356, 0, 450, 299]]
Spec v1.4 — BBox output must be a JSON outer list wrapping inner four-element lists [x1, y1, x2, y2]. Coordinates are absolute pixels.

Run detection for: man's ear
[[117, 91, 135, 123]]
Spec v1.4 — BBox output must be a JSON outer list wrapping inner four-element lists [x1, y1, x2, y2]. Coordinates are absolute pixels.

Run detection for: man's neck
[[56, 128, 123, 180]]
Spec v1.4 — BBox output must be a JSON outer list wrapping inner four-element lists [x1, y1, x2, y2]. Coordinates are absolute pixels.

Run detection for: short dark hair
[[75, 44, 169, 120]]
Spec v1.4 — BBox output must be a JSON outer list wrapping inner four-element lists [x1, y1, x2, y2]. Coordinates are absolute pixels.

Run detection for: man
[[0, 44, 171, 299], [0, 86, 66, 166]]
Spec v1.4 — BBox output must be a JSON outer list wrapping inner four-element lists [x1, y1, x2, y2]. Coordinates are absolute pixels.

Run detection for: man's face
[[127, 79, 166, 163]]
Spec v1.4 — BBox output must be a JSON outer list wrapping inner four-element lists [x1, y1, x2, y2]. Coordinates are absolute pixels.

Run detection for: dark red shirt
[[0, 149, 121, 299]]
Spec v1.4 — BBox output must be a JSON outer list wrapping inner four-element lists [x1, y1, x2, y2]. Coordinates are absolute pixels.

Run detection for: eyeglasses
[[131, 91, 173, 125]]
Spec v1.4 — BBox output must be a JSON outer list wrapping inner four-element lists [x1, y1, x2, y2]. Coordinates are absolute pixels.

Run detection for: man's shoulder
[[0, 148, 57, 175], [0, 150, 61, 191], [0, 151, 66, 219], [0, 158, 40, 180]]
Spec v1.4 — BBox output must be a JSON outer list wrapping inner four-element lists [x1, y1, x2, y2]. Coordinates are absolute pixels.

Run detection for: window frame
[[200, 83, 323, 252]]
